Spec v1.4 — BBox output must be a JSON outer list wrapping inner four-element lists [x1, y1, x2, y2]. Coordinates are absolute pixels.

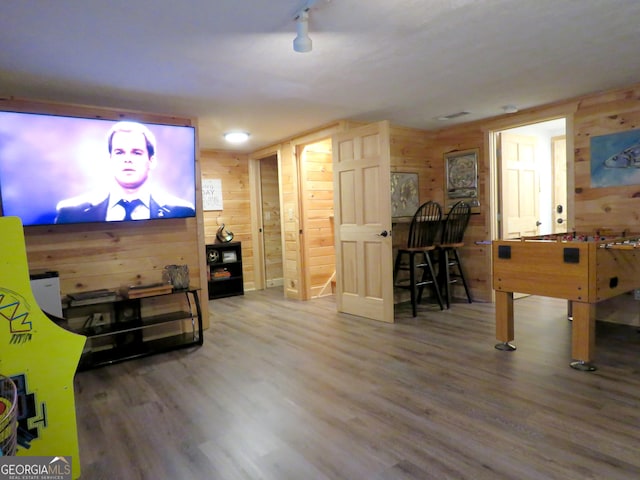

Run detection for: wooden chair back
[[407, 201, 442, 248], [441, 201, 471, 245]]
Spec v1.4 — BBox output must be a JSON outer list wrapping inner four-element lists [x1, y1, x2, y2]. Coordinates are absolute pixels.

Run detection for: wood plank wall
[[572, 84, 640, 325], [429, 124, 493, 302], [428, 81, 640, 311], [242, 142, 302, 298], [200, 150, 254, 291], [573, 84, 640, 231], [300, 139, 335, 297], [390, 125, 444, 204], [202, 122, 497, 305], [280, 121, 355, 299], [0, 97, 210, 327], [25, 220, 201, 292], [389, 126, 442, 303], [201, 82, 640, 321], [280, 142, 302, 298]]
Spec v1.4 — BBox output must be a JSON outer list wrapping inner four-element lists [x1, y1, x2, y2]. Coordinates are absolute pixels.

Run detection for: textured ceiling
[[1, 0, 639, 150]]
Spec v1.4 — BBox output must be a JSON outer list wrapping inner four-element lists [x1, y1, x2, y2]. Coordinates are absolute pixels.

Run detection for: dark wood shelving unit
[[206, 242, 244, 299]]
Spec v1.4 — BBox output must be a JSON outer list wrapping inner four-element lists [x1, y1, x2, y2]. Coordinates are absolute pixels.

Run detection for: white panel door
[[500, 133, 540, 239]]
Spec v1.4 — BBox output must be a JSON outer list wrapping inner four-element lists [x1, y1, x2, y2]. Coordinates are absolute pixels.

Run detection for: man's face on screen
[[110, 130, 155, 190]]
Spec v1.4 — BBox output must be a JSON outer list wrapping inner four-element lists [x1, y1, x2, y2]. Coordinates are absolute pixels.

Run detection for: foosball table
[[492, 232, 640, 370]]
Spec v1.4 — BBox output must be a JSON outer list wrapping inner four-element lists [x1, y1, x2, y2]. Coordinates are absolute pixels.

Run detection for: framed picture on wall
[[202, 178, 223, 210], [590, 128, 640, 187], [222, 251, 237, 263], [391, 172, 419, 218], [444, 149, 479, 208]]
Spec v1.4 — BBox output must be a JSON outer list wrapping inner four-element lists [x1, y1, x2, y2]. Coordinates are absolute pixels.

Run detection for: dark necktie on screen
[[118, 199, 143, 220]]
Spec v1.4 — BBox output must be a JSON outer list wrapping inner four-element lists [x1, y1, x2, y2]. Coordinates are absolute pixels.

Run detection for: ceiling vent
[[436, 111, 471, 121]]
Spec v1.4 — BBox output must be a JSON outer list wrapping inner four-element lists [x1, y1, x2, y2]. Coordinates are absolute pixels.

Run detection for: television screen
[[0, 111, 196, 226]]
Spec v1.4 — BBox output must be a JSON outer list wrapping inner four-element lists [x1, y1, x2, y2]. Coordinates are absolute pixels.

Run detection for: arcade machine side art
[[0, 216, 85, 479]]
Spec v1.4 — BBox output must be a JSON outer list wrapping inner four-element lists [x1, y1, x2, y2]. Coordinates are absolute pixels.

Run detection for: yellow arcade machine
[[0, 216, 85, 478]]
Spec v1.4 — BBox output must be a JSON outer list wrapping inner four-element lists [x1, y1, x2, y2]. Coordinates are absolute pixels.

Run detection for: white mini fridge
[[29, 271, 63, 318]]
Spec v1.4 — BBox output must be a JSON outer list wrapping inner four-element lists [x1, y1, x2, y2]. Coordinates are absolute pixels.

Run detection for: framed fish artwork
[[590, 128, 640, 187]]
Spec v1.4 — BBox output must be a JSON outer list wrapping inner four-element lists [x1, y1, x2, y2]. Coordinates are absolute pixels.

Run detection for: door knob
[[378, 230, 389, 237], [536, 221, 542, 226]]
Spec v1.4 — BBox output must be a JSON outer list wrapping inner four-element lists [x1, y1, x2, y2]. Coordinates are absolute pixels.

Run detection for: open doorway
[[491, 118, 568, 300], [493, 118, 567, 240], [249, 139, 336, 300], [249, 152, 284, 292], [297, 139, 336, 299], [260, 154, 284, 289]]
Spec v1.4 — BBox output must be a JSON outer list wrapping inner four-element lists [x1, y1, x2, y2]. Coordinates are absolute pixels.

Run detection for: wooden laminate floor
[[74, 290, 640, 479]]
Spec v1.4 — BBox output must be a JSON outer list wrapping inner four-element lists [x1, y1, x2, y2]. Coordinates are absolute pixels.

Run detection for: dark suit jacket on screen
[[55, 194, 195, 224]]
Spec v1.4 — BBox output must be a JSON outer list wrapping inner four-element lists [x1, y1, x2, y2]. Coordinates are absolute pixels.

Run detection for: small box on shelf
[[212, 267, 231, 279]]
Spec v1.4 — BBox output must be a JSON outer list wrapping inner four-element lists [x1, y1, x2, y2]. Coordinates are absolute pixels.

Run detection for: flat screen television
[[0, 110, 197, 226]]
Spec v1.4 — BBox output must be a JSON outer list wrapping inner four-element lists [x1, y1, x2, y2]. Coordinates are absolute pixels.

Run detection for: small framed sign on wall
[[202, 178, 223, 211]]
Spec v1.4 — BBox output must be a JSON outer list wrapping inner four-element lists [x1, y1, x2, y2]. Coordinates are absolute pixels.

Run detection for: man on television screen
[[55, 121, 195, 223]]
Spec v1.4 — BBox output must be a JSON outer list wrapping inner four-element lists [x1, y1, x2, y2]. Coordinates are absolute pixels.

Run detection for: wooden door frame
[[250, 123, 350, 301], [295, 143, 310, 300], [248, 121, 379, 301], [249, 148, 284, 292], [490, 117, 571, 238], [489, 115, 574, 300], [551, 135, 568, 234], [290, 126, 349, 300]]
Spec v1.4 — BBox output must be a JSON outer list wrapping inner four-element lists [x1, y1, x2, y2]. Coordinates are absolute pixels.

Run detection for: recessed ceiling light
[[501, 105, 519, 113], [224, 131, 250, 144]]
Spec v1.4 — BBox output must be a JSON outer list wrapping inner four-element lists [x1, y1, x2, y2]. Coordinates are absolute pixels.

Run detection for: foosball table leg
[[570, 360, 597, 371], [495, 341, 516, 351], [494, 291, 516, 351], [570, 301, 597, 372]]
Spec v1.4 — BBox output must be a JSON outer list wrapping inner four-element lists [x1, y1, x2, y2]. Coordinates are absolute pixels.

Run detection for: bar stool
[[393, 201, 445, 316], [437, 201, 473, 308]]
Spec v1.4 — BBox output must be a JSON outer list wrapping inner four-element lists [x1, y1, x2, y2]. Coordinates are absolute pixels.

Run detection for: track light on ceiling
[[293, 10, 312, 53], [293, 0, 330, 53]]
